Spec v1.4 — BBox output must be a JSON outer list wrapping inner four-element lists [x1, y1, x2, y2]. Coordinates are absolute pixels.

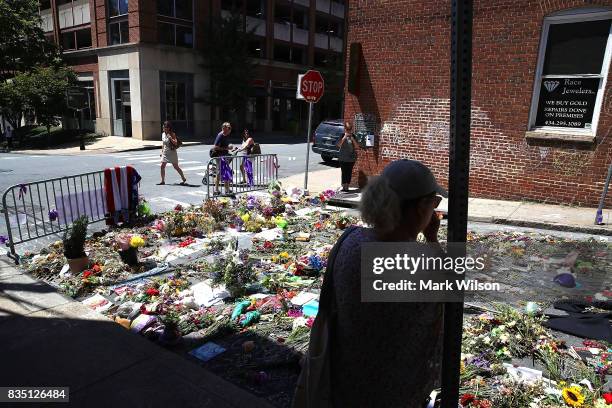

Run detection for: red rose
[[264, 241, 274, 249], [460, 394, 476, 406], [174, 204, 183, 212], [92, 264, 101, 273], [603, 393, 612, 404], [146, 288, 160, 297], [82, 271, 92, 279]]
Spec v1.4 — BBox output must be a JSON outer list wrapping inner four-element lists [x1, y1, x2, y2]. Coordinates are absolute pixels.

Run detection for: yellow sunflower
[[562, 386, 584, 407]]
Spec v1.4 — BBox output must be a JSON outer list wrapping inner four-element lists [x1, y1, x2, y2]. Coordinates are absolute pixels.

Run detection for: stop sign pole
[[299, 70, 325, 194]]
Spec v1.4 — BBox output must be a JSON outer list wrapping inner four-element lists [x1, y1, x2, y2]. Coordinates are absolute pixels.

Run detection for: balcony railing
[[246, 16, 266, 36], [316, 0, 331, 13], [274, 22, 291, 42], [315, 32, 328, 49], [293, 26, 309, 46], [330, 36, 343, 52], [331, 1, 345, 18]]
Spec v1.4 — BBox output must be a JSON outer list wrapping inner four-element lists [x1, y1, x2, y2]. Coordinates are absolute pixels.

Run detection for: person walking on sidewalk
[[158, 121, 187, 185], [212, 122, 233, 195], [337, 122, 360, 192]]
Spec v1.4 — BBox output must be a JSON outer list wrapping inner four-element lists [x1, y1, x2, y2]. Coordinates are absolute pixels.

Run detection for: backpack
[[251, 143, 261, 155]]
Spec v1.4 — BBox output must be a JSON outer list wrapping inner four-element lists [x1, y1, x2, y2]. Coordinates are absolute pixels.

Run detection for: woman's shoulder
[[337, 227, 375, 255]]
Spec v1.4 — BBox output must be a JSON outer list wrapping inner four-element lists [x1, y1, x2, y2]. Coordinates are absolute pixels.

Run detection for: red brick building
[[39, 0, 346, 140], [344, 1, 612, 206]]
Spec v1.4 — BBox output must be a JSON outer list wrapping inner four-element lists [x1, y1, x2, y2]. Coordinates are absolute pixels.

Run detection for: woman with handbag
[[293, 159, 447, 408], [158, 121, 187, 185]]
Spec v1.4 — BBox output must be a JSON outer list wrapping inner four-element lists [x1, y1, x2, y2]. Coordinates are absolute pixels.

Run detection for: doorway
[[111, 78, 131, 137]]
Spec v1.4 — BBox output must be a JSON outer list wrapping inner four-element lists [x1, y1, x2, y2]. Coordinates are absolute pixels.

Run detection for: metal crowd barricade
[[2, 171, 108, 264], [203, 153, 279, 197]]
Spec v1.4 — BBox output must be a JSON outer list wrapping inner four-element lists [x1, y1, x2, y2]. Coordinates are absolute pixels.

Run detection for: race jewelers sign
[[535, 78, 599, 130]]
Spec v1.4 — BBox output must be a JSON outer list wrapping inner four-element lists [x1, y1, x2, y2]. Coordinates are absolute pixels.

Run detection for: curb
[[3, 142, 206, 156], [327, 198, 611, 236]]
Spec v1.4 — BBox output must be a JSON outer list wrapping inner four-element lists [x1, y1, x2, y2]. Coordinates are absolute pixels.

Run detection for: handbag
[[292, 226, 358, 408]]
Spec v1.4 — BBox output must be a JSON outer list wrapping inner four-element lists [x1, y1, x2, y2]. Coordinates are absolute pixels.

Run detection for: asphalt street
[[0, 142, 335, 255], [0, 142, 333, 210]]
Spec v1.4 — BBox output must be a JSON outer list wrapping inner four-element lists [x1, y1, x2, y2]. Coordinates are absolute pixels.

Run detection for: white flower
[[500, 333, 510, 343], [483, 336, 491, 345], [515, 334, 522, 340]]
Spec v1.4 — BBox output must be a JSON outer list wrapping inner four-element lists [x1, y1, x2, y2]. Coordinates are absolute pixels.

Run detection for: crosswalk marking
[[157, 161, 200, 167], [139, 159, 164, 163], [181, 165, 208, 171], [121, 155, 162, 160]]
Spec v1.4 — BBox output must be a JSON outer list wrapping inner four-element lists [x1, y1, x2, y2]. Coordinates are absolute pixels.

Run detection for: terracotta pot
[[67, 256, 89, 273]]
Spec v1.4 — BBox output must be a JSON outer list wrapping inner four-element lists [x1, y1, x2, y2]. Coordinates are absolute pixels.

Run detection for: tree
[[20, 66, 77, 140], [0, 0, 59, 80], [202, 11, 257, 133], [0, 77, 27, 130]]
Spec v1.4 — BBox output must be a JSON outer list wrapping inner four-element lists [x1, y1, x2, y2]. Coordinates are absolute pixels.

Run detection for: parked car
[[311, 119, 344, 162]]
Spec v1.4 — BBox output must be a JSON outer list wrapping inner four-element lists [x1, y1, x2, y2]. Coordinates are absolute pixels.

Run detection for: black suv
[[311, 120, 344, 162]]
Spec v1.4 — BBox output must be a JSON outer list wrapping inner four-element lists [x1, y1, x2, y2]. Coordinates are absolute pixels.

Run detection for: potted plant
[[63, 215, 89, 273], [159, 308, 182, 346], [115, 234, 145, 266]]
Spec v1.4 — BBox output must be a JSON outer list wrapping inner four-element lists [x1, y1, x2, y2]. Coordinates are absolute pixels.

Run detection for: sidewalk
[[0, 257, 274, 408], [284, 167, 612, 235], [8, 132, 304, 156], [9, 136, 203, 156]]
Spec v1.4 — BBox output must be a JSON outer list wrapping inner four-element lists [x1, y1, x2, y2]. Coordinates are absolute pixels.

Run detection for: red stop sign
[[300, 70, 325, 103]]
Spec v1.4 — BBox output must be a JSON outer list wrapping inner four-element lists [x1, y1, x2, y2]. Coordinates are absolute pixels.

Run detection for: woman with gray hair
[[296, 159, 446, 407]]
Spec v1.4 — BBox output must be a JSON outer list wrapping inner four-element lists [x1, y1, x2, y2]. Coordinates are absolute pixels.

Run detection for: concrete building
[[344, 1, 612, 207], [39, 0, 347, 140]]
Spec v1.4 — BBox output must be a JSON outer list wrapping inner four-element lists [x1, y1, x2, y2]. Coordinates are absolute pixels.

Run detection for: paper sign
[[189, 342, 226, 362]]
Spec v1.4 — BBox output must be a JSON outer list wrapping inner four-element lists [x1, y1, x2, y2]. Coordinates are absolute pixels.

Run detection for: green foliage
[[202, 11, 257, 122], [0, 67, 76, 134], [21, 66, 77, 132], [0, 0, 59, 80], [62, 216, 89, 259]]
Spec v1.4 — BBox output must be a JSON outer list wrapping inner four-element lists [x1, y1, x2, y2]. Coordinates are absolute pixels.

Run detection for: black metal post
[[441, 0, 472, 407]]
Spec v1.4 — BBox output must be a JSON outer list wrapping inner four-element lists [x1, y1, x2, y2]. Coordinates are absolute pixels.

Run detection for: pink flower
[[306, 317, 315, 327]]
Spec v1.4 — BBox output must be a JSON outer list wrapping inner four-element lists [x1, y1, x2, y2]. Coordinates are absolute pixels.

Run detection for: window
[[273, 43, 306, 64], [165, 81, 187, 121], [109, 20, 129, 45], [158, 22, 193, 48], [75, 28, 92, 48], [530, 11, 612, 134], [61, 31, 76, 50], [158, 22, 175, 45], [314, 50, 328, 66], [247, 38, 265, 58], [158, 0, 193, 20], [108, 0, 128, 45], [60, 28, 92, 50], [293, 7, 309, 30], [316, 15, 330, 34], [274, 43, 291, 63], [109, 0, 128, 17], [176, 25, 193, 47], [292, 47, 306, 64], [275, 4, 291, 24], [246, 0, 265, 19], [221, 0, 241, 11]]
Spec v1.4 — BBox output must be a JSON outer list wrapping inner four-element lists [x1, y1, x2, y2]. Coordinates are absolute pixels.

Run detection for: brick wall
[[344, 0, 612, 207]]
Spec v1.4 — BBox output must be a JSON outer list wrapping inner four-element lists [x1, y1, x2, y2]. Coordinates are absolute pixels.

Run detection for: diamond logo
[[544, 80, 560, 92]]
